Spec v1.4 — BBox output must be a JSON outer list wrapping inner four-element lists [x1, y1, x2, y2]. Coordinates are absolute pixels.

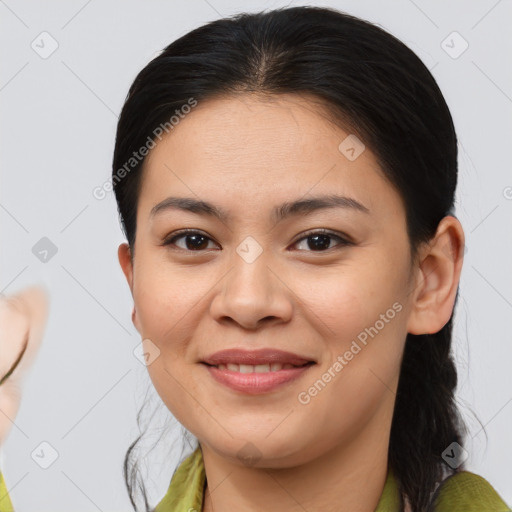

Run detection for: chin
[[200, 430, 317, 468]]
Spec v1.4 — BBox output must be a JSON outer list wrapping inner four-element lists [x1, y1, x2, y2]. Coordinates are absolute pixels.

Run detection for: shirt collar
[[155, 446, 401, 511]]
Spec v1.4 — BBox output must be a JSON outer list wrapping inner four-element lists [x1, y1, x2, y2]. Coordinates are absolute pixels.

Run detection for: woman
[[1, 5, 509, 512], [113, 5, 509, 511]]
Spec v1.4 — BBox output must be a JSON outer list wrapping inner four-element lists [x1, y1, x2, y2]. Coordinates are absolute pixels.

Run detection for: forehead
[[139, 93, 404, 223]]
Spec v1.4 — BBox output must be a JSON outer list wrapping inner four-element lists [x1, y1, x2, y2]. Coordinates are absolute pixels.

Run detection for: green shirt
[[1, 448, 509, 511], [153, 447, 510, 511]]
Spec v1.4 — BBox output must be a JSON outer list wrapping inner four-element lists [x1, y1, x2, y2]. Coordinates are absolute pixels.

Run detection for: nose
[[210, 248, 293, 330]]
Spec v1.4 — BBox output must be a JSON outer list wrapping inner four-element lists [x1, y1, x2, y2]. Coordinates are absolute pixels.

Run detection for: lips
[[201, 348, 316, 394], [201, 348, 315, 367]]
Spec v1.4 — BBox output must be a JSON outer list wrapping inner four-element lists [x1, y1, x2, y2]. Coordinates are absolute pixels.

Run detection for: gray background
[[1, 0, 511, 510]]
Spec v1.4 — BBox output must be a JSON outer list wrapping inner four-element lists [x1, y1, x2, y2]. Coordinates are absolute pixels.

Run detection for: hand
[[0, 286, 49, 445]]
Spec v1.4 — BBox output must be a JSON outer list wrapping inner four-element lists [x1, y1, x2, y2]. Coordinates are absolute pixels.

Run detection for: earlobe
[[406, 216, 465, 336], [131, 306, 141, 333]]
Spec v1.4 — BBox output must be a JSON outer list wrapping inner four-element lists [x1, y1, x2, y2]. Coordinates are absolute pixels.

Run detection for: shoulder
[[430, 471, 510, 512]]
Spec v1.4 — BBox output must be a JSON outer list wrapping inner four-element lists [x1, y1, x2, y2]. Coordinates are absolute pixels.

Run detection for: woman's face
[[119, 93, 423, 467]]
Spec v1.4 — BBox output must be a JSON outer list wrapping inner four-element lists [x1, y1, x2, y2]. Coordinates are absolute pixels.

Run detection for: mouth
[[200, 348, 316, 394], [201, 347, 316, 366], [204, 361, 314, 373]]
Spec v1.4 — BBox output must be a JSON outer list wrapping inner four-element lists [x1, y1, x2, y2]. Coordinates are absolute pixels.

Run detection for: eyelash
[[161, 228, 353, 253]]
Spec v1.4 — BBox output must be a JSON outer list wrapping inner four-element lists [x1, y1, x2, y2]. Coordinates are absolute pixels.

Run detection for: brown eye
[[162, 230, 218, 251], [292, 230, 352, 252]]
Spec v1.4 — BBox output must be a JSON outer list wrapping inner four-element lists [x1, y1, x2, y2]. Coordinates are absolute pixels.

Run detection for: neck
[[201, 401, 393, 512]]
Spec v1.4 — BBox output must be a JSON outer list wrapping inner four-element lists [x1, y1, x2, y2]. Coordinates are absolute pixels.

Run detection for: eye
[[161, 228, 352, 253], [162, 229, 219, 251], [291, 229, 352, 252]]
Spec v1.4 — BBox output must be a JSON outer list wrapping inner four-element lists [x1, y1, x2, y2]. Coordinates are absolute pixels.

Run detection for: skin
[[118, 93, 465, 512], [0, 286, 49, 446]]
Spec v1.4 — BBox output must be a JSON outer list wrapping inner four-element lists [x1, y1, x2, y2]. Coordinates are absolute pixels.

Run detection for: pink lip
[[201, 348, 315, 366], [201, 348, 316, 394], [204, 364, 314, 394]]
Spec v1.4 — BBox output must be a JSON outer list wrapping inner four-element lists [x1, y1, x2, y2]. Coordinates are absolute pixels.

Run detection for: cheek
[[296, 261, 407, 399], [132, 258, 209, 343], [297, 261, 401, 345], [131, 261, 213, 419]]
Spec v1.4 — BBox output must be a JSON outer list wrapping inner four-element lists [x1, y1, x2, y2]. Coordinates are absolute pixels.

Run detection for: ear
[[118, 243, 133, 292], [118, 243, 141, 333], [406, 216, 465, 335]]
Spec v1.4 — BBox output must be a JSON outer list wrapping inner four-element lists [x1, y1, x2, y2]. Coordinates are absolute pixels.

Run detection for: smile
[[212, 362, 307, 372], [202, 361, 315, 394]]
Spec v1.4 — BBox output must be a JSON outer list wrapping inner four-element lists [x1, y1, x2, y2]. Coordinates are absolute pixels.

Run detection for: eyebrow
[[150, 194, 370, 223]]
